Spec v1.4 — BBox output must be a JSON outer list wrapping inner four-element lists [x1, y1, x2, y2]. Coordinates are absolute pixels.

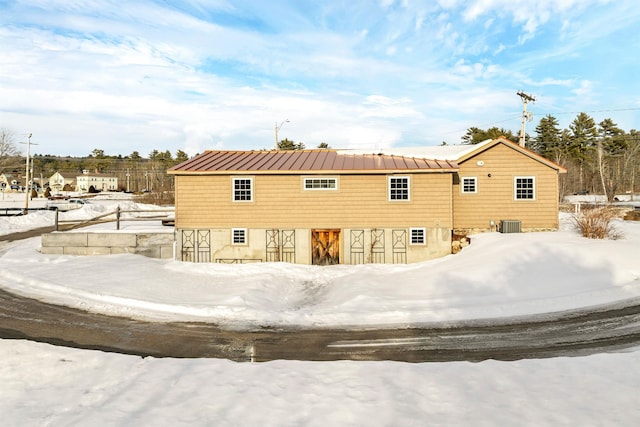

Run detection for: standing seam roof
[[168, 150, 458, 173]]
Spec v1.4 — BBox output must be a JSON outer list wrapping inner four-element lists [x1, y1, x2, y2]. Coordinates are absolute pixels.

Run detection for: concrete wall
[[41, 231, 174, 259], [174, 226, 452, 265]]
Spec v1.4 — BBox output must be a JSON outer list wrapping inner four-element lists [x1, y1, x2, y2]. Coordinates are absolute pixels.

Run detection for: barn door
[[312, 229, 340, 265]]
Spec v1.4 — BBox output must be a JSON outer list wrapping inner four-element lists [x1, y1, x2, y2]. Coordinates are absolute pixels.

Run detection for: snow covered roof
[[337, 139, 496, 161], [337, 137, 566, 173]]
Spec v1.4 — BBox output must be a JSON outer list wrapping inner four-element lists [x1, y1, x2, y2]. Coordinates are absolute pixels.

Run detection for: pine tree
[[532, 114, 561, 159]]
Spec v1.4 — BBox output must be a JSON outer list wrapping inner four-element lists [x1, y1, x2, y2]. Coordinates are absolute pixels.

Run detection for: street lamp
[[275, 119, 289, 150]]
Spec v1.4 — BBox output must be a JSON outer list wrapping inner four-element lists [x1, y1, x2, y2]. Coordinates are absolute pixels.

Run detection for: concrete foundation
[[41, 231, 174, 259]]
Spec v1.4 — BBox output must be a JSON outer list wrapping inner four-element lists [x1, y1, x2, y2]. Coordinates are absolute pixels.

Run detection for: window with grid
[[410, 228, 426, 245], [515, 177, 535, 200], [304, 177, 337, 190], [461, 177, 477, 193], [388, 176, 410, 201], [232, 228, 247, 245], [232, 178, 253, 201]]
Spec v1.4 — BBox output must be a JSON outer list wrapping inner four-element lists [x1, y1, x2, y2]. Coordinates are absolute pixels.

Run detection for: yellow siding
[[175, 173, 453, 229], [453, 143, 560, 230]]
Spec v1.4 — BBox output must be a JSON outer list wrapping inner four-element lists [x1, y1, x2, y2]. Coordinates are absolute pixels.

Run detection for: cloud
[[0, 0, 638, 157]]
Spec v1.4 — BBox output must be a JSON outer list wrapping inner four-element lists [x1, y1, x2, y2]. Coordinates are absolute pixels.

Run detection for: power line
[[545, 107, 640, 116]]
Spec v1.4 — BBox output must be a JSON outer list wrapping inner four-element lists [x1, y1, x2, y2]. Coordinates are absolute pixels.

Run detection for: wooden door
[[312, 229, 340, 265]]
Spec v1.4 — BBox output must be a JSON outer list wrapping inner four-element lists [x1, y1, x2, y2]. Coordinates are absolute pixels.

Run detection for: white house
[[75, 171, 118, 192], [47, 172, 75, 192]]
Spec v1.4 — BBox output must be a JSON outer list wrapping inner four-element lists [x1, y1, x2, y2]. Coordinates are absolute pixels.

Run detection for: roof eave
[[457, 137, 567, 173], [168, 168, 459, 176]]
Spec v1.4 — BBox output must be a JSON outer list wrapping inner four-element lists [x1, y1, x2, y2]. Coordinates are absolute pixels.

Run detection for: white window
[[388, 176, 410, 201], [232, 228, 247, 245], [461, 177, 477, 193], [304, 177, 338, 190], [515, 176, 535, 200], [410, 228, 426, 245], [232, 178, 253, 202]]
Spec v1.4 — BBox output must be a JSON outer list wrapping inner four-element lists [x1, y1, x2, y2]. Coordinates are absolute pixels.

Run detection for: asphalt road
[[1, 288, 640, 362], [2, 228, 640, 362]]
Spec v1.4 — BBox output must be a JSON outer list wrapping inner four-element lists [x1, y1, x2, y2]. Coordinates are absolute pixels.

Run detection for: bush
[[137, 191, 175, 206], [572, 206, 621, 239]]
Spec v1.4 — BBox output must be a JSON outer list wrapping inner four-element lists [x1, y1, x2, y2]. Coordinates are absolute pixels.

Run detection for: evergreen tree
[[175, 150, 189, 164], [598, 118, 626, 154], [568, 112, 597, 192], [532, 114, 561, 159], [461, 127, 517, 144], [277, 139, 305, 150], [568, 112, 597, 162]]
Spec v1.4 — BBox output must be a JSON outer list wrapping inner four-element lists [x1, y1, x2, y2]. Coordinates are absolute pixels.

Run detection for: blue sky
[[1, 0, 639, 157]]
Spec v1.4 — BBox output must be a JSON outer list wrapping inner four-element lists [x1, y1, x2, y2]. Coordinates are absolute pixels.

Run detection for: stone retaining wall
[[41, 232, 174, 259]]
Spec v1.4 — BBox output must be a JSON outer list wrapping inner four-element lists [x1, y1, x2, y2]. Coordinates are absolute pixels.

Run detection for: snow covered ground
[[1, 192, 640, 425]]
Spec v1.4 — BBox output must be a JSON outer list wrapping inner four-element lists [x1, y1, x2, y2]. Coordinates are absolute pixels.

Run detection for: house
[[363, 137, 567, 233], [47, 172, 75, 192], [167, 138, 566, 265], [0, 173, 23, 191], [168, 150, 458, 265], [0, 173, 13, 191], [75, 171, 118, 192]]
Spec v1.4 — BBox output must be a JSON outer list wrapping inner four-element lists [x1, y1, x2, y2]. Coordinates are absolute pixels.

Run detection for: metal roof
[[168, 150, 458, 174], [338, 137, 567, 173]]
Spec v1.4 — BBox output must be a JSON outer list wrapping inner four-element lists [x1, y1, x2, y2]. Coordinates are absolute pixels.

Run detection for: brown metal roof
[[168, 150, 458, 174]]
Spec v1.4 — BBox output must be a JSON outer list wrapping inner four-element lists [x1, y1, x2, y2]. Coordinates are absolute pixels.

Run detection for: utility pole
[[517, 91, 536, 147], [20, 133, 38, 214]]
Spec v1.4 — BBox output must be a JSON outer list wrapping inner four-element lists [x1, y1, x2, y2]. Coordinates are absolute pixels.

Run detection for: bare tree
[[0, 128, 21, 172]]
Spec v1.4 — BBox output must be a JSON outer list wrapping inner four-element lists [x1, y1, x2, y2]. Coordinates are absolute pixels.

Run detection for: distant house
[[368, 137, 567, 233], [0, 173, 13, 191], [75, 171, 118, 192], [0, 173, 23, 191], [47, 172, 75, 192], [168, 150, 458, 265]]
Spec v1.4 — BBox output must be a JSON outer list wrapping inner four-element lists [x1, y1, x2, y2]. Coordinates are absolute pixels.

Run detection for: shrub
[[572, 206, 621, 239], [137, 191, 175, 206]]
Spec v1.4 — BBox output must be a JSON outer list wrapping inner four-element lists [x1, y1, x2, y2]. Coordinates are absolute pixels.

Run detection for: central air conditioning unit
[[500, 220, 521, 233]]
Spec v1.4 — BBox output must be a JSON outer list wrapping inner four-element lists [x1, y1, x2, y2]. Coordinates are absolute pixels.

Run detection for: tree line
[[1, 130, 188, 193], [3, 118, 638, 200], [461, 113, 640, 201]]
